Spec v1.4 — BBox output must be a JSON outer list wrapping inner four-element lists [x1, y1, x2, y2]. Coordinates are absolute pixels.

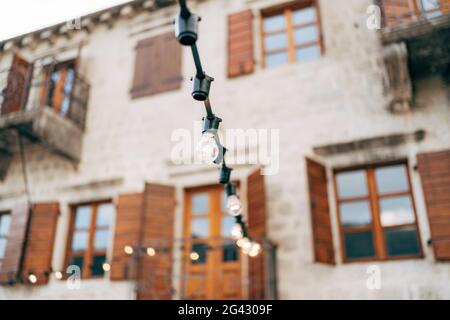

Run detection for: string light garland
[[174, 0, 261, 257]]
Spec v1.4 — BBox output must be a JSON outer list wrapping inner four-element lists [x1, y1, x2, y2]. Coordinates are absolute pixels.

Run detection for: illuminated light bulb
[[197, 131, 219, 163], [190, 251, 200, 261], [54, 271, 63, 280], [28, 274, 37, 284], [236, 237, 251, 251], [248, 242, 262, 257], [102, 262, 111, 272], [226, 195, 242, 216], [231, 223, 243, 240], [124, 245, 134, 255], [146, 247, 156, 257]]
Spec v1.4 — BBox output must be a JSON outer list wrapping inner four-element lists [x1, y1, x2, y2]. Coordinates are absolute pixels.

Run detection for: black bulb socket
[[192, 74, 214, 101], [174, 13, 200, 46]]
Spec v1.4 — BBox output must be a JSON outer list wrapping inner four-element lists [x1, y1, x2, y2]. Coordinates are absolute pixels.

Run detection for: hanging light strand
[[174, 0, 261, 257]]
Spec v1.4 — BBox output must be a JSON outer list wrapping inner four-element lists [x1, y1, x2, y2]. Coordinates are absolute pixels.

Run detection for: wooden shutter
[[21, 203, 59, 285], [417, 150, 450, 260], [247, 168, 267, 299], [0, 202, 30, 285], [110, 193, 144, 281], [1, 54, 33, 115], [130, 32, 182, 99], [381, 0, 414, 27], [137, 183, 176, 300], [306, 158, 335, 265], [441, 0, 450, 13], [227, 10, 254, 78]]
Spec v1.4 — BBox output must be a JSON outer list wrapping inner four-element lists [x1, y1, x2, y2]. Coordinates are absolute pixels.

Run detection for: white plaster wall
[[0, 0, 449, 299]]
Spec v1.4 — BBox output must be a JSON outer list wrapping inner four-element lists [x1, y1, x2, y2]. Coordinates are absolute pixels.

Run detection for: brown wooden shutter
[[306, 158, 335, 265], [1, 54, 33, 115], [227, 10, 254, 78], [110, 193, 144, 281], [441, 0, 450, 13], [417, 150, 450, 261], [21, 203, 59, 285], [137, 183, 176, 300], [0, 202, 30, 285], [247, 168, 267, 299], [381, 0, 414, 27], [130, 32, 182, 99]]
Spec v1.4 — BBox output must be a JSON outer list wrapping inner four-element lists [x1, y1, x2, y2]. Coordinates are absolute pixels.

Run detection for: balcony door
[[183, 185, 242, 300]]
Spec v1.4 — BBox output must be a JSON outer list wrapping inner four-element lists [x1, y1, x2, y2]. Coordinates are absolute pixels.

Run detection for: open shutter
[[381, 0, 414, 27], [21, 203, 59, 285], [111, 193, 144, 281], [227, 10, 254, 78], [247, 168, 267, 299], [417, 150, 450, 260], [137, 183, 176, 300], [1, 54, 33, 115], [130, 32, 181, 99], [306, 158, 335, 265], [0, 202, 30, 285]]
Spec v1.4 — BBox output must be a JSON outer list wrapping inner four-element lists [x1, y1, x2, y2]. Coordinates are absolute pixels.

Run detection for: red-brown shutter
[[137, 183, 176, 300], [441, 0, 450, 13], [417, 150, 450, 261], [110, 193, 144, 281], [130, 32, 182, 99], [0, 202, 30, 285], [1, 54, 33, 115], [227, 10, 254, 78], [247, 168, 267, 299], [381, 0, 414, 27], [21, 203, 59, 285], [306, 158, 335, 265]]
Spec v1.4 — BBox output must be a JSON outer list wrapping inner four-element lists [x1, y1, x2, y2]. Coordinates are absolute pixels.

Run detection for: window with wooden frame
[[260, 0, 322, 69], [0, 212, 11, 270], [382, 0, 450, 27], [66, 201, 115, 278], [334, 162, 422, 262]]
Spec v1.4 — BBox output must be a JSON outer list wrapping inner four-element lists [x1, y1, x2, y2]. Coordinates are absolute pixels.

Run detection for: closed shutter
[[21, 203, 59, 285], [417, 150, 450, 260], [0, 202, 30, 285], [247, 168, 267, 300], [130, 32, 182, 99], [306, 158, 335, 265], [441, 0, 450, 13], [110, 193, 144, 281], [137, 183, 176, 300], [1, 54, 33, 115], [227, 10, 254, 78], [382, 0, 414, 27]]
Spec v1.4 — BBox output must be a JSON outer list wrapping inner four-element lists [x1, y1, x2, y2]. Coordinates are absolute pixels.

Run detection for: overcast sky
[[0, 0, 130, 41]]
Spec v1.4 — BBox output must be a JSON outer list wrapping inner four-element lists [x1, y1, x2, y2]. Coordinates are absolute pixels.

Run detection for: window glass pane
[[339, 201, 372, 227], [221, 215, 235, 237], [264, 33, 288, 51], [0, 214, 11, 236], [221, 191, 227, 213], [265, 52, 289, 68], [72, 230, 89, 252], [91, 254, 106, 276], [295, 45, 320, 63], [0, 238, 7, 258], [192, 193, 209, 215], [68, 256, 84, 275], [375, 165, 409, 194], [96, 203, 114, 227], [344, 231, 375, 260], [191, 243, 207, 264], [191, 218, 209, 239], [264, 14, 286, 32], [336, 170, 367, 198], [75, 206, 92, 229], [292, 7, 316, 25], [294, 26, 318, 44], [380, 196, 415, 227], [385, 227, 420, 257], [223, 240, 239, 262], [93, 230, 109, 250]]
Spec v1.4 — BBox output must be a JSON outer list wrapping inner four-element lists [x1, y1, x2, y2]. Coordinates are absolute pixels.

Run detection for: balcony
[[0, 57, 90, 180]]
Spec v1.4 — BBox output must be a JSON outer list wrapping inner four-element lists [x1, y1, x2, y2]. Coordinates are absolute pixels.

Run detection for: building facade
[[0, 0, 449, 299]]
